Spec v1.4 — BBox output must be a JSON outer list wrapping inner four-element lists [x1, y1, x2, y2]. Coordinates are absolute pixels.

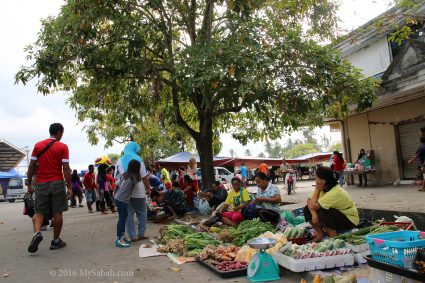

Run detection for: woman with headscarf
[[116, 142, 152, 242]]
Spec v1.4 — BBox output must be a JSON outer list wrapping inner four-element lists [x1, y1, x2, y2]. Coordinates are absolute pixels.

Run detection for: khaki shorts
[[35, 180, 68, 217]]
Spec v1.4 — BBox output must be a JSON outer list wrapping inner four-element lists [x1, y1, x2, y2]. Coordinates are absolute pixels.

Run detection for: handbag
[[23, 193, 35, 218], [239, 188, 257, 219]]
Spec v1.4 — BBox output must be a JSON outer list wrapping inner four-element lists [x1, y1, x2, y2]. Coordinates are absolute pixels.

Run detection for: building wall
[[344, 95, 425, 184], [345, 37, 392, 77]]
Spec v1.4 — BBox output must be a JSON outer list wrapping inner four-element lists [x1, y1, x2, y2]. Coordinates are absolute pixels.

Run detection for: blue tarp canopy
[[0, 168, 26, 179]]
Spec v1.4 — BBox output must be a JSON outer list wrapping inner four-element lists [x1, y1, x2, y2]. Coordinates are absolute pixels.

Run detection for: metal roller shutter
[[398, 121, 425, 179]]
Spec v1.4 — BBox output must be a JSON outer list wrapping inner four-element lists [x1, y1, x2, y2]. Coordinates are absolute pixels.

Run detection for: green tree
[[229, 149, 236, 157], [320, 134, 331, 152], [16, 0, 378, 189], [283, 143, 320, 158], [244, 149, 252, 156], [265, 141, 284, 158], [302, 128, 317, 144], [107, 153, 120, 164], [329, 142, 343, 152], [258, 152, 266, 158]]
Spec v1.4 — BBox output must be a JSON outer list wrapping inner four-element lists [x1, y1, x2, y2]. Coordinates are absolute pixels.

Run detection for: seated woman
[[198, 180, 228, 209], [219, 178, 251, 226], [151, 182, 187, 222], [182, 175, 197, 208], [253, 172, 282, 226], [305, 167, 359, 242]]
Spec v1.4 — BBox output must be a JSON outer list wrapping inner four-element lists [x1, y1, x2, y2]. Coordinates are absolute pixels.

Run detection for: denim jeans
[[115, 199, 128, 238], [337, 170, 345, 186], [126, 197, 147, 239], [85, 190, 96, 205]]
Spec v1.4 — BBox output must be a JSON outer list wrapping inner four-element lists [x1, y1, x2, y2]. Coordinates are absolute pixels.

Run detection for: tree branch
[[171, 85, 200, 139], [212, 105, 244, 117]]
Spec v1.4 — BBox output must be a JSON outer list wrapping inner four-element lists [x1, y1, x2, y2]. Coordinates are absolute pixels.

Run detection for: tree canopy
[[16, 0, 378, 189]]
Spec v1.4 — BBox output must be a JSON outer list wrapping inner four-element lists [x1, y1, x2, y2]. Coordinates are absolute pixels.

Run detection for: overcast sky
[[0, 0, 392, 171]]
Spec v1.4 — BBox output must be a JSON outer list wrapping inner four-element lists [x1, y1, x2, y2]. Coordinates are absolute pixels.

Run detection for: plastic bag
[[198, 198, 211, 215], [280, 210, 296, 225]]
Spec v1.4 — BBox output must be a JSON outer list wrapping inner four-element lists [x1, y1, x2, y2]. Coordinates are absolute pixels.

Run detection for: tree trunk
[[196, 115, 215, 191]]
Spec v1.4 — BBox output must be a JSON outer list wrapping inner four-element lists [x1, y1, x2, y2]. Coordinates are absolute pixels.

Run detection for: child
[[114, 159, 140, 248], [151, 182, 187, 222]]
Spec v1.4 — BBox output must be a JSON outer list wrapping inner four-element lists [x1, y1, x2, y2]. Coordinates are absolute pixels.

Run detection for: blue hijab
[[121, 142, 143, 172]]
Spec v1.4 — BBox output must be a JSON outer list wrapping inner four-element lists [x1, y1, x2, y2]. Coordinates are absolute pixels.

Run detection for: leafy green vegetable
[[334, 225, 400, 245], [229, 219, 276, 246]]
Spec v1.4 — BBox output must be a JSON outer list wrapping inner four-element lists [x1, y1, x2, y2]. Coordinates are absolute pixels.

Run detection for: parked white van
[[6, 178, 28, 202], [214, 167, 234, 184]]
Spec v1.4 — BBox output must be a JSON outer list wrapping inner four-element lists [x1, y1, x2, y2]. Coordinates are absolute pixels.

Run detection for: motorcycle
[[286, 172, 294, 195]]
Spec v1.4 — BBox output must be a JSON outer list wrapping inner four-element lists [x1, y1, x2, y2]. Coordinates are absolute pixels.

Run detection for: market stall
[[344, 169, 377, 187], [147, 211, 425, 282]]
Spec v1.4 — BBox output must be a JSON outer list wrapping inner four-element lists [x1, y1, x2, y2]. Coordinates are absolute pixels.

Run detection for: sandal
[[138, 236, 149, 241]]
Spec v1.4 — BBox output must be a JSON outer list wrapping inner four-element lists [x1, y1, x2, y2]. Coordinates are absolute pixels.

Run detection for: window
[[8, 178, 23, 189], [218, 168, 229, 175]]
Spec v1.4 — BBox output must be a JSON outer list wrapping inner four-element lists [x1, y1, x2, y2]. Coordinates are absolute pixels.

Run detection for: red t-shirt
[[83, 172, 96, 190], [31, 138, 69, 184], [106, 174, 116, 191], [333, 155, 345, 171]]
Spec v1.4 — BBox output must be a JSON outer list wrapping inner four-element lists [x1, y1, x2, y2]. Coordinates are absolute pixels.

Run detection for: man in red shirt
[[27, 123, 72, 253], [83, 164, 97, 213]]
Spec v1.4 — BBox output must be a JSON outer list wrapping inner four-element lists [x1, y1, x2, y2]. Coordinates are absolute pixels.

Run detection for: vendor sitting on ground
[[219, 177, 251, 226], [147, 172, 162, 190], [304, 167, 359, 242], [252, 172, 282, 226], [182, 175, 197, 208], [150, 182, 187, 222], [198, 181, 228, 209]]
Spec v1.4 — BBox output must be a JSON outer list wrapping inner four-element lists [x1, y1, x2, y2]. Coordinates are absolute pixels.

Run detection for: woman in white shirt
[[116, 142, 152, 242]]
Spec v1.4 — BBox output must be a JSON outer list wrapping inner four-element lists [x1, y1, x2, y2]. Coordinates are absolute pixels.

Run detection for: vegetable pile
[[159, 224, 193, 243], [281, 239, 350, 259], [334, 225, 400, 245], [219, 219, 276, 247], [197, 245, 247, 272], [197, 245, 239, 265], [158, 224, 220, 256], [215, 260, 247, 272], [283, 227, 306, 239]]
